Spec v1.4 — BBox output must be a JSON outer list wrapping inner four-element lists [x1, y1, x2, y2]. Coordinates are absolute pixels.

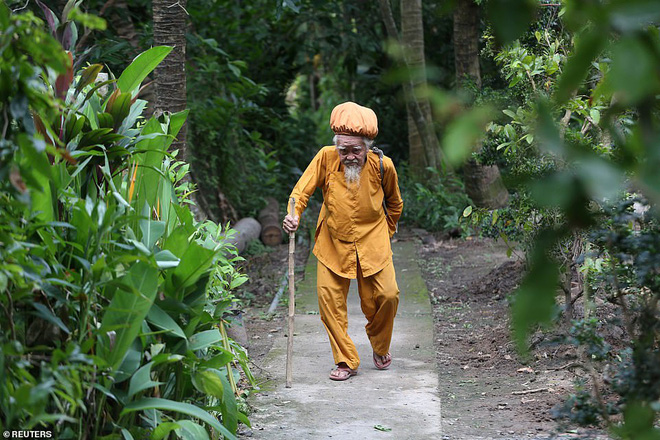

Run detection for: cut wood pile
[[228, 197, 284, 254], [258, 197, 283, 246]]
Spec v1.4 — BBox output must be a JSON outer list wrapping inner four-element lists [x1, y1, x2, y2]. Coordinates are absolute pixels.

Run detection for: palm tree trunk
[[153, 0, 188, 154], [152, 0, 207, 220]]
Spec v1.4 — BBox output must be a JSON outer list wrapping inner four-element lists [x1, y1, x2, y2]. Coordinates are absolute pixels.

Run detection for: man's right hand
[[283, 214, 299, 233]]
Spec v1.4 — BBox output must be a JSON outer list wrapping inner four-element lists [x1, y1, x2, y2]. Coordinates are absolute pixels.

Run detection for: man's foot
[[373, 352, 392, 370], [329, 363, 358, 381]]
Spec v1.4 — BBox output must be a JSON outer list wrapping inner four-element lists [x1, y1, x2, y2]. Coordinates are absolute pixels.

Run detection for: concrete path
[[248, 239, 441, 439]]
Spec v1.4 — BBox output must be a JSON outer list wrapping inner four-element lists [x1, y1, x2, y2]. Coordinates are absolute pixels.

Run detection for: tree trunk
[[453, 0, 481, 88], [152, 0, 208, 220], [400, 0, 441, 173], [463, 160, 509, 208], [108, 0, 139, 53], [453, 0, 508, 208], [153, 0, 188, 152], [378, 0, 450, 174]]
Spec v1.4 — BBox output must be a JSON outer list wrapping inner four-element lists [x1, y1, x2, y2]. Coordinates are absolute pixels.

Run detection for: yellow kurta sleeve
[[382, 156, 403, 237], [288, 148, 328, 219]]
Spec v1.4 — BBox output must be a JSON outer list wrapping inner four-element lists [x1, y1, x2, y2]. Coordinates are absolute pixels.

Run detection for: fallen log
[[227, 217, 261, 254], [258, 197, 283, 246]]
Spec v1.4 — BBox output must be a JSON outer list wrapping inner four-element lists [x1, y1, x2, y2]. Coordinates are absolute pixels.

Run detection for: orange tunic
[[290, 146, 403, 278]]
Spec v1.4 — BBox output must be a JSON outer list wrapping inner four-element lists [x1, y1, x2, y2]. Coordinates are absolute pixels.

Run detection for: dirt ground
[[235, 228, 611, 439]]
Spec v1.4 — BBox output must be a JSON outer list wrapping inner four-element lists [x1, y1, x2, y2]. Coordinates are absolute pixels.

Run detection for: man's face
[[336, 135, 367, 169]]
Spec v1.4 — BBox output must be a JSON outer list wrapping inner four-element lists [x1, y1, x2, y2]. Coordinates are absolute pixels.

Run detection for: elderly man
[[282, 101, 403, 381]]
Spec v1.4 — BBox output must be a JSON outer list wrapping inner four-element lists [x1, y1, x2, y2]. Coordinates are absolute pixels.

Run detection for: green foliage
[[1, 5, 251, 438], [569, 317, 610, 362], [400, 167, 471, 232], [463, 191, 564, 259], [184, 1, 318, 218], [553, 381, 604, 427], [243, 239, 273, 258], [475, 0, 660, 435]]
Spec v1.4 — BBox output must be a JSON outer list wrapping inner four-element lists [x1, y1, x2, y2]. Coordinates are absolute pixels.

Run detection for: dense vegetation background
[[2, 0, 660, 438]]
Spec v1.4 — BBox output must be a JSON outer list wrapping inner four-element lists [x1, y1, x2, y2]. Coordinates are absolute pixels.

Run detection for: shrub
[[0, 5, 250, 438], [400, 167, 471, 233]]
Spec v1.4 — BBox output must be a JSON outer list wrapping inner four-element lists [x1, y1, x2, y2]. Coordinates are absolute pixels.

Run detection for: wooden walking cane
[[285, 197, 296, 388]]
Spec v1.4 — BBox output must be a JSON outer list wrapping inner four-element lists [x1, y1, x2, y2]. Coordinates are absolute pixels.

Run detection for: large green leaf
[[442, 106, 494, 167], [128, 362, 163, 398], [100, 262, 159, 370], [172, 203, 194, 232], [0, 2, 10, 28], [19, 137, 55, 222], [189, 329, 222, 351], [199, 349, 234, 370], [512, 231, 560, 353], [121, 398, 237, 440], [165, 241, 216, 300], [164, 109, 189, 150], [613, 401, 660, 440], [609, 0, 660, 33], [161, 179, 175, 235], [105, 91, 133, 130], [140, 217, 166, 250], [114, 339, 143, 384], [218, 371, 238, 435], [151, 422, 181, 440], [176, 421, 210, 440], [146, 303, 187, 339], [154, 250, 180, 269], [75, 64, 104, 95], [204, 371, 240, 436], [162, 226, 191, 258], [117, 46, 173, 94], [193, 369, 224, 400], [608, 36, 660, 105]]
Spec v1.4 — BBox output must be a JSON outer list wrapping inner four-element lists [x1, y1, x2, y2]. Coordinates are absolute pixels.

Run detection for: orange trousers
[[317, 259, 399, 370]]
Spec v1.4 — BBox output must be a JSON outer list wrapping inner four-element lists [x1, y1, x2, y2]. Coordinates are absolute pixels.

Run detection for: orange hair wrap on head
[[330, 101, 378, 139]]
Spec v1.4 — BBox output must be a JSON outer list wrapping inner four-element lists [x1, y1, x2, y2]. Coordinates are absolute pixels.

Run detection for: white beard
[[344, 163, 363, 187]]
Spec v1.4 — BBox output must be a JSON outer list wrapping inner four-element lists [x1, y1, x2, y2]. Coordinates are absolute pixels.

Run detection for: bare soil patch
[[415, 229, 609, 439]]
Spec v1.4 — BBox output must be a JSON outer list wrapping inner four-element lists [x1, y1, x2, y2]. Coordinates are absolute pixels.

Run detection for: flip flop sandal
[[329, 366, 358, 381], [373, 352, 392, 370]]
